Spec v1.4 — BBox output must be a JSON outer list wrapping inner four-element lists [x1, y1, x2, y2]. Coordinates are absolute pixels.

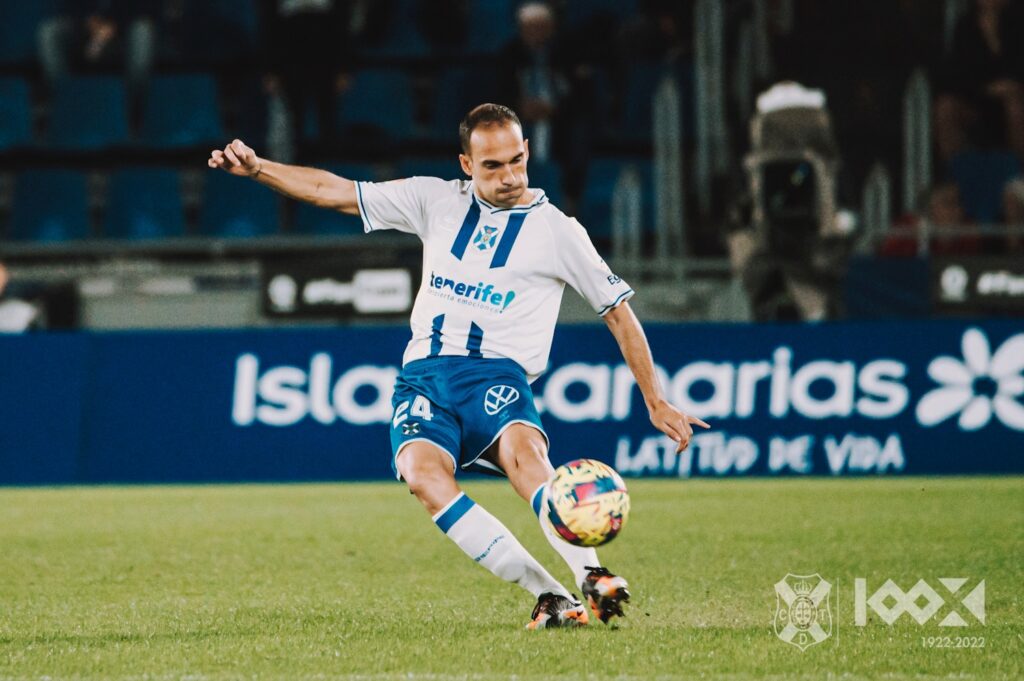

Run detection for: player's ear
[[459, 153, 472, 177]]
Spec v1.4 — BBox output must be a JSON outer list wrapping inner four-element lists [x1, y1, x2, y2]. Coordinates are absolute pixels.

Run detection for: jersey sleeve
[[354, 176, 450, 236], [552, 217, 635, 316]]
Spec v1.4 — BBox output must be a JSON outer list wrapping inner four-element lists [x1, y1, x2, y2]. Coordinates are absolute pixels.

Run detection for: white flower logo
[[916, 328, 1024, 431]]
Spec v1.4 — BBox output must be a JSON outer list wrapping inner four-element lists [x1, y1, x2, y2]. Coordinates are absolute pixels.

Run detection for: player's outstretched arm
[[207, 139, 360, 215], [603, 301, 710, 452]]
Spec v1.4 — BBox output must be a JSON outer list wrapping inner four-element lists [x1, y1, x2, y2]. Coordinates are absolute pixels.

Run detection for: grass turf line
[[0, 478, 1021, 680]]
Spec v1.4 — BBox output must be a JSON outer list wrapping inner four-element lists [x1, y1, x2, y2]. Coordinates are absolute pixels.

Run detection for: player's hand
[[648, 399, 710, 453], [208, 139, 261, 177]]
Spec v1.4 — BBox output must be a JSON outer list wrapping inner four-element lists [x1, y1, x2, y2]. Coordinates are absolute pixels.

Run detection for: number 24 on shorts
[[393, 395, 434, 427]]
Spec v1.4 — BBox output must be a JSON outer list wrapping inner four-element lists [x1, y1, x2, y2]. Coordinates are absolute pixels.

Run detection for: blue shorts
[[389, 356, 548, 480]]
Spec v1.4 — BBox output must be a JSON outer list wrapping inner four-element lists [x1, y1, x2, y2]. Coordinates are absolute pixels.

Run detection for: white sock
[[532, 483, 599, 590], [433, 492, 571, 599]]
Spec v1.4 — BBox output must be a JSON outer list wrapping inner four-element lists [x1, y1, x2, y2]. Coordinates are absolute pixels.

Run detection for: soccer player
[[208, 104, 709, 629]]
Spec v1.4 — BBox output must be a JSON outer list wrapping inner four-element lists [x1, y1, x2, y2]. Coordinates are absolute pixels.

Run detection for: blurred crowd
[[1, 1, 1016, 229], [764, 0, 1024, 256], [0, 0, 699, 215], [0, 0, 1021, 322]]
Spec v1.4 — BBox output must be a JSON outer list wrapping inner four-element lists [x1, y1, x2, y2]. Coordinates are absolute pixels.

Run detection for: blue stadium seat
[[430, 66, 500, 141], [619, 61, 670, 141], [141, 74, 225, 147], [949, 150, 1022, 224], [336, 69, 416, 140], [160, 0, 257, 65], [467, 0, 516, 54], [49, 76, 129, 150], [10, 170, 90, 242], [593, 61, 693, 142], [0, 78, 33, 150], [359, 0, 429, 58], [200, 170, 279, 237], [0, 1, 62, 65], [105, 169, 186, 239], [578, 158, 653, 238], [293, 163, 375, 236], [527, 160, 564, 209], [294, 203, 365, 237], [396, 158, 463, 182], [563, 0, 638, 29], [204, 0, 258, 47], [227, 76, 269, 143]]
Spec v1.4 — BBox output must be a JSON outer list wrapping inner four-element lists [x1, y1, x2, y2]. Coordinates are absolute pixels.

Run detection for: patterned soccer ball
[[544, 459, 630, 547]]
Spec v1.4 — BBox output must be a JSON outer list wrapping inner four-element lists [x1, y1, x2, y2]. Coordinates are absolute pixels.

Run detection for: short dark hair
[[459, 103, 522, 154]]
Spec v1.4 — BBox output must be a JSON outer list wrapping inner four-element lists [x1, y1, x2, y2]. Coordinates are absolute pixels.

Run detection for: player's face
[[460, 123, 530, 208]]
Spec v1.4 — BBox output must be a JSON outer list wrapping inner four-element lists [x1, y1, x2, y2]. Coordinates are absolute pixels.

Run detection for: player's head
[[459, 103, 530, 208], [517, 2, 555, 50]]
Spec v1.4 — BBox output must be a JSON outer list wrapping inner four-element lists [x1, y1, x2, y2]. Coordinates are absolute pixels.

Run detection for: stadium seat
[[466, 0, 516, 54], [0, 1, 61, 65], [396, 158, 463, 182], [527, 160, 564, 209], [359, 0, 429, 58], [619, 61, 673, 141], [49, 76, 129, 150], [430, 67, 500, 141], [292, 163, 375, 236], [0, 78, 33, 150], [336, 69, 416, 141], [578, 158, 653, 238], [105, 169, 186, 240], [141, 74, 225, 148], [159, 0, 257, 66], [949, 150, 1022, 224], [203, 0, 258, 48], [592, 61, 693, 143], [293, 203, 365, 237], [223, 75, 269, 143], [9, 170, 90, 242], [199, 170, 280, 238], [563, 0, 638, 30]]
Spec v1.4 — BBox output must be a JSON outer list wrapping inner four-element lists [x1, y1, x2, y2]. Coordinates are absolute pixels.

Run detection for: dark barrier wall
[[2, 320, 1022, 485]]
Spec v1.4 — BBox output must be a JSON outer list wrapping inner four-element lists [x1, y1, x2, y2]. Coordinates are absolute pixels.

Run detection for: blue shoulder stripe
[[489, 212, 527, 269], [450, 198, 481, 260]]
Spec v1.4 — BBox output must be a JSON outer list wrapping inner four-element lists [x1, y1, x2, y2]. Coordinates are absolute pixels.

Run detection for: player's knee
[[397, 447, 451, 498], [500, 425, 549, 470]]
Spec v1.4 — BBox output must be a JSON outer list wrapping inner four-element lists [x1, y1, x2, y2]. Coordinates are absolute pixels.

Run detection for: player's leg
[[395, 440, 580, 626], [493, 424, 600, 585], [493, 424, 631, 623]]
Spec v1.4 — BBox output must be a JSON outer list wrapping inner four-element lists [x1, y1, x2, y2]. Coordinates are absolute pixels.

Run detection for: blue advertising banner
[[0, 333, 86, 484], [1, 320, 1022, 485]]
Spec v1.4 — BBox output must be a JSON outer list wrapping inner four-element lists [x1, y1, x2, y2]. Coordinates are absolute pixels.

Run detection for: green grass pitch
[[0, 477, 1021, 680]]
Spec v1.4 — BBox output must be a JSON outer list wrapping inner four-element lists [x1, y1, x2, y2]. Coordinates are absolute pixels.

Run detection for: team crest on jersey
[[483, 385, 520, 415], [473, 225, 500, 251]]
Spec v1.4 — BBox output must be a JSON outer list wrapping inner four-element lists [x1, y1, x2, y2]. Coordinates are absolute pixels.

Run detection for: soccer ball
[[544, 459, 630, 547]]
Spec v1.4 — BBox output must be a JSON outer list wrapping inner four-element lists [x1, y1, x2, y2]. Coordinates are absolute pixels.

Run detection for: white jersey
[[355, 177, 634, 380]]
